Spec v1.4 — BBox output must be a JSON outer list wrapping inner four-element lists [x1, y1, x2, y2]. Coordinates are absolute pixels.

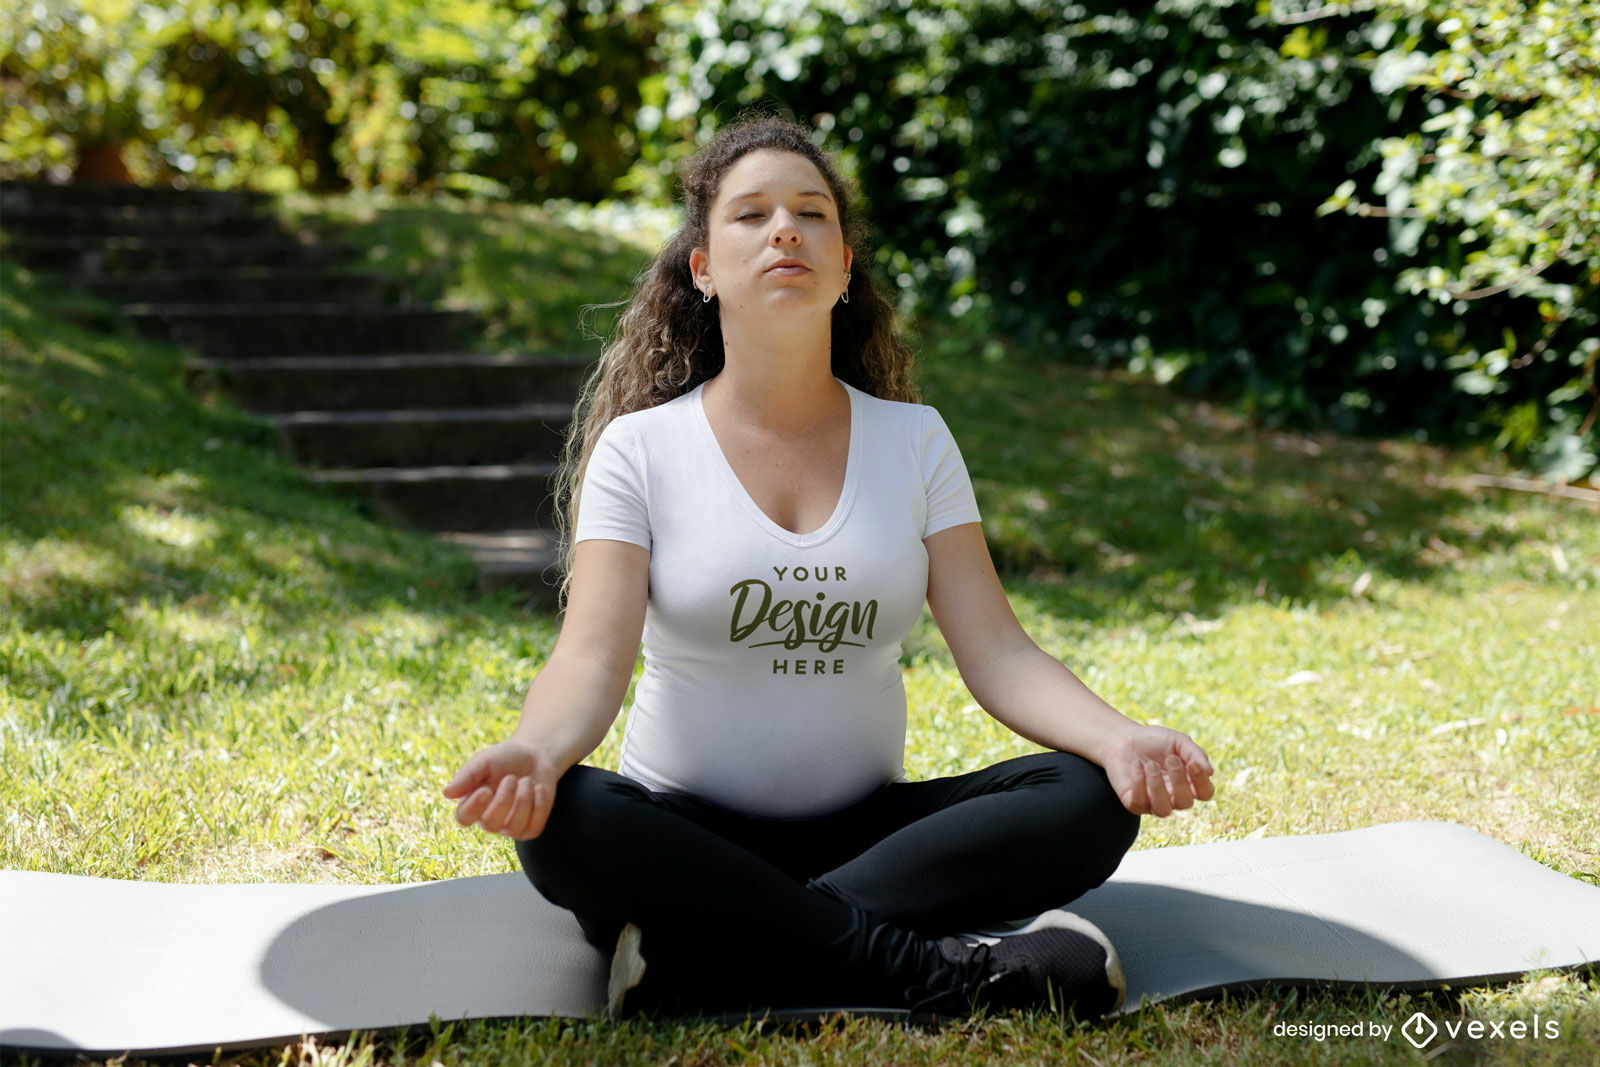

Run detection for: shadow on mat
[[258, 878, 1433, 1025], [258, 876, 606, 1027], [0, 1027, 74, 1053], [1073, 883, 1436, 1009]]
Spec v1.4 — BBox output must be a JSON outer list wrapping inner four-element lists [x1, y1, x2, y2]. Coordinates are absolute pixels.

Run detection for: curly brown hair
[[554, 114, 918, 598]]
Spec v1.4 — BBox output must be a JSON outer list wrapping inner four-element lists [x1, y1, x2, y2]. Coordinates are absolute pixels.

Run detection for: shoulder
[[596, 390, 698, 452], [848, 387, 964, 465], [610, 390, 697, 433], [845, 383, 949, 436]]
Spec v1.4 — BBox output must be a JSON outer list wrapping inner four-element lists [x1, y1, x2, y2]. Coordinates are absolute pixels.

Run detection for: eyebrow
[[727, 189, 834, 203]]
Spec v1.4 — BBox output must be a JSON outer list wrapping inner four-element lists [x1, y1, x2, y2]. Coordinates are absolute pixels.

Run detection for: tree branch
[[1271, 2, 1379, 26], [1347, 202, 1424, 218], [1451, 237, 1572, 301], [1461, 475, 1600, 503]]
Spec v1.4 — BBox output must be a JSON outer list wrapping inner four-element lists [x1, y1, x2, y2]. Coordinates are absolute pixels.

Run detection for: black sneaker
[[938, 910, 1126, 1018]]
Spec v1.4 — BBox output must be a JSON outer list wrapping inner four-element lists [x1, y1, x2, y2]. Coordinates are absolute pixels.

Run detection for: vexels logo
[[1400, 1010, 1560, 1048], [1402, 1012, 1438, 1049]]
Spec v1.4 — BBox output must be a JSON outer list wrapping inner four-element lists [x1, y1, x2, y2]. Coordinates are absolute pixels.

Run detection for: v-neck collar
[[689, 380, 862, 547]]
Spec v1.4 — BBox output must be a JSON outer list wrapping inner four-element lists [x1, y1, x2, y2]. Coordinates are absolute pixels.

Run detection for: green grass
[[910, 331, 1600, 875], [3, 197, 1599, 1066], [274, 192, 660, 353]]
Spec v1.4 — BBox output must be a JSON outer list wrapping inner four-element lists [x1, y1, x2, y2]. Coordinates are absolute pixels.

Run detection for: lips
[[764, 258, 810, 274]]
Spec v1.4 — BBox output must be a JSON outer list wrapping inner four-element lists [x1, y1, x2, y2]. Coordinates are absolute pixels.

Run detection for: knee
[[514, 765, 646, 905], [1030, 750, 1141, 851]]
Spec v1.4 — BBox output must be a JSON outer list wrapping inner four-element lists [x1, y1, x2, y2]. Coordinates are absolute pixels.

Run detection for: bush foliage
[[1324, 0, 1599, 478], [2, 0, 1594, 474]]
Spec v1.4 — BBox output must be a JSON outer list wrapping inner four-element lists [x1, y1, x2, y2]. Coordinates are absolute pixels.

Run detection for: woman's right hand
[[442, 740, 563, 840], [442, 540, 648, 842]]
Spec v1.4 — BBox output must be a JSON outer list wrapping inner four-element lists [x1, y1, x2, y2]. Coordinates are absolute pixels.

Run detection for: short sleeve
[[919, 406, 982, 537], [575, 417, 652, 549]]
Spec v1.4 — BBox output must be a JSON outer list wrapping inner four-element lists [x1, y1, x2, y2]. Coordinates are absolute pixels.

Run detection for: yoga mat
[[3, 821, 1597, 1056], [0, 873, 606, 1057], [1071, 820, 1600, 1008]]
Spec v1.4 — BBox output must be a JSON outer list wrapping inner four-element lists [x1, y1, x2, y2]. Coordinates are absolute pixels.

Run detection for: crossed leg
[[515, 751, 1139, 1011]]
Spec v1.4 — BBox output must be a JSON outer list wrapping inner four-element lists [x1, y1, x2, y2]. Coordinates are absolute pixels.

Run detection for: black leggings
[[516, 751, 1139, 1010]]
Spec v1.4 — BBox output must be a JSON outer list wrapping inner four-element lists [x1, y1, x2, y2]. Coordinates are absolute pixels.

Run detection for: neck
[[708, 313, 840, 432]]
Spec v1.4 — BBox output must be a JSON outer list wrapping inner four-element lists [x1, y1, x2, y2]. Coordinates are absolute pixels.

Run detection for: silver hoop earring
[[840, 271, 851, 304], [702, 288, 714, 304]]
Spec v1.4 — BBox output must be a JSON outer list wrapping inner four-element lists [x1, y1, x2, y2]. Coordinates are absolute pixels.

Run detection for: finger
[[1164, 754, 1195, 810], [1118, 764, 1149, 816], [524, 778, 557, 839], [1177, 736, 1216, 777], [504, 775, 537, 839], [454, 784, 494, 827], [1142, 759, 1173, 817], [1188, 759, 1216, 802], [442, 753, 486, 798], [479, 774, 520, 832]]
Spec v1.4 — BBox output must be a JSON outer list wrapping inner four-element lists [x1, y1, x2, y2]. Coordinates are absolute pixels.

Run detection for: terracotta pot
[[74, 142, 132, 183]]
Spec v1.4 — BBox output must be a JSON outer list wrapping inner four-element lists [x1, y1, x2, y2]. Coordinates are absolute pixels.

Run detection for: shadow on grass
[[916, 332, 1530, 624], [1, 254, 1556, 650], [1, 264, 489, 641], [262, 197, 1533, 624]]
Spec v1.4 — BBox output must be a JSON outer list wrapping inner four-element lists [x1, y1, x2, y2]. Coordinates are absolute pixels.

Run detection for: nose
[[770, 209, 801, 246]]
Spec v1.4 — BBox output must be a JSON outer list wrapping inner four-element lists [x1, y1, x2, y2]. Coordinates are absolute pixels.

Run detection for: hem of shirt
[[923, 510, 983, 540], [573, 527, 652, 550]]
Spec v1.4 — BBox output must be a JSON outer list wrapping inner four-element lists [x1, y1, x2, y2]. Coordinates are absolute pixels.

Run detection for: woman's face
[[690, 149, 853, 322]]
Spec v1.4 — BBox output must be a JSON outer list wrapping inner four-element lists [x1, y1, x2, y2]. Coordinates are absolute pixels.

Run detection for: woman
[[444, 115, 1215, 1019]]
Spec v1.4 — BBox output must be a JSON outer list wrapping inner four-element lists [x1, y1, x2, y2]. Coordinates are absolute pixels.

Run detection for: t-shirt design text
[[728, 565, 878, 675]]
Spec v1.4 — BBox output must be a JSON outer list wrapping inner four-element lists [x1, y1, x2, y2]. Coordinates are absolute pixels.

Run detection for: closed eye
[[733, 210, 828, 222]]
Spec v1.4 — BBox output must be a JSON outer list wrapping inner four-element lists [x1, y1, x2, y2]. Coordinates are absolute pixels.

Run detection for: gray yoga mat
[[3, 821, 1597, 1056]]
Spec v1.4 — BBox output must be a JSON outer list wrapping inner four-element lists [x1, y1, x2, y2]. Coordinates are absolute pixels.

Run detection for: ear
[[843, 245, 854, 275], [689, 247, 712, 294]]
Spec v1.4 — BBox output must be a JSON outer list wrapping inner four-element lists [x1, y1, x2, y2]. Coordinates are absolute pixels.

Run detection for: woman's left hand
[[1102, 725, 1216, 817]]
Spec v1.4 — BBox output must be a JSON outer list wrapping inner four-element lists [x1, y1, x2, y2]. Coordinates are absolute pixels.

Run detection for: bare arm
[[443, 537, 649, 838], [924, 522, 1214, 816]]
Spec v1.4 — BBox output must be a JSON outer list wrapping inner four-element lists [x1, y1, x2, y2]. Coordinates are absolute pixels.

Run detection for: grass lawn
[[273, 192, 665, 352], [2, 197, 1598, 1065]]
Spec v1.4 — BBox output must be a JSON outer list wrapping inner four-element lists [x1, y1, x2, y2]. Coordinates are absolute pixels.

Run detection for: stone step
[[0, 203, 285, 240], [187, 351, 591, 412], [271, 404, 572, 468], [3, 179, 579, 601], [4, 233, 346, 273], [309, 463, 559, 532], [438, 529, 564, 603], [0, 180, 269, 214], [77, 268, 393, 305], [123, 303, 478, 358]]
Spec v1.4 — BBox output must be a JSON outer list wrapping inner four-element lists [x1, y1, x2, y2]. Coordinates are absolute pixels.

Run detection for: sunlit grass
[[275, 192, 657, 353], [3, 198, 1597, 1066]]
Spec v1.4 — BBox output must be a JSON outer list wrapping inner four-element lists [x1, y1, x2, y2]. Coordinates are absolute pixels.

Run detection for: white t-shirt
[[575, 380, 981, 817]]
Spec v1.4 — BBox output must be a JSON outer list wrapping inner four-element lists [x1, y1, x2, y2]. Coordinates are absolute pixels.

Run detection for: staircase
[[1, 181, 587, 605]]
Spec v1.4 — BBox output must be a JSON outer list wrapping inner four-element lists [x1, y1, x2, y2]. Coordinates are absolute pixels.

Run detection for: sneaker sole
[[605, 922, 647, 1020]]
